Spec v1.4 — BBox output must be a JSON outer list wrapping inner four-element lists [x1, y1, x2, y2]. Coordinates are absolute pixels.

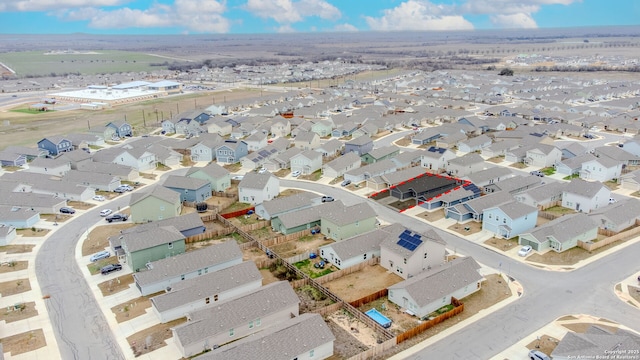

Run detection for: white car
[[99, 209, 113, 217], [258, 168, 267, 174], [291, 170, 301, 177], [92, 195, 105, 202], [518, 245, 532, 257]]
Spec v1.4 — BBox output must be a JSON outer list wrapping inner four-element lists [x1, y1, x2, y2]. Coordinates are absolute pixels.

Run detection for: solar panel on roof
[[402, 229, 411, 235]]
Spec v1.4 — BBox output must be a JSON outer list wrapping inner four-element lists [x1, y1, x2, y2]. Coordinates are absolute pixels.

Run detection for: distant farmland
[[0, 50, 169, 77]]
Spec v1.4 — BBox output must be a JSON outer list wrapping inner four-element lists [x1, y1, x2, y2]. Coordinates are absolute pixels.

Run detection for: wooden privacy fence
[[349, 289, 388, 308], [311, 302, 344, 317], [315, 257, 379, 285], [260, 229, 313, 247], [199, 213, 218, 222], [286, 249, 318, 264], [538, 210, 561, 220], [346, 338, 397, 360], [580, 221, 640, 251], [184, 227, 234, 243], [237, 220, 270, 232], [396, 297, 464, 345]]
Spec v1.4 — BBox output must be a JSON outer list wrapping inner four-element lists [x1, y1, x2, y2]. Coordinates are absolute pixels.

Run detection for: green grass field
[[0, 50, 168, 76]]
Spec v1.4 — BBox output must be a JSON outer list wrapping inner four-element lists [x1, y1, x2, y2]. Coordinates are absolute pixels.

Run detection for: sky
[[0, 0, 638, 35]]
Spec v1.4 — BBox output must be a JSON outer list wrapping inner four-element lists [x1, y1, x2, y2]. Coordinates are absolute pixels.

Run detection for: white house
[[290, 150, 322, 175], [525, 144, 562, 168], [380, 226, 447, 280], [579, 156, 622, 182], [561, 178, 611, 213], [387, 257, 483, 319], [238, 171, 280, 205], [421, 146, 456, 172], [322, 152, 361, 179], [319, 225, 394, 269]]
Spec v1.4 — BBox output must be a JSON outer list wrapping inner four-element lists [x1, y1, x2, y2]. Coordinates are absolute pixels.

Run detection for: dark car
[[530, 171, 545, 177], [105, 213, 128, 223], [321, 196, 335, 202], [60, 207, 76, 214], [100, 264, 122, 275]]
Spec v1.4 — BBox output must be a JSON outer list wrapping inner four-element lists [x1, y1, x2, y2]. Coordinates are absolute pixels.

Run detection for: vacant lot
[[127, 318, 186, 357], [484, 237, 519, 252], [0, 301, 38, 323], [0, 261, 29, 273], [416, 210, 445, 222], [324, 265, 403, 303], [16, 228, 50, 237], [0, 244, 35, 254], [448, 220, 482, 236], [0, 278, 31, 296], [111, 296, 152, 323], [0, 328, 46, 356], [98, 274, 135, 296]]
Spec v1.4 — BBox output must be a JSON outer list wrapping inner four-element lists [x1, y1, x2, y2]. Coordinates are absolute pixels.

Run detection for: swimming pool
[[365, 308, 392, 328]]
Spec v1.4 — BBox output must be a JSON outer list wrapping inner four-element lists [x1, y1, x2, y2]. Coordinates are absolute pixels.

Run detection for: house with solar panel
[[380, 227, 447, 280]]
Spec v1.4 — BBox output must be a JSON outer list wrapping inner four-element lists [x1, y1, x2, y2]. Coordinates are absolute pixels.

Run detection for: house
[[244, 132, 268, 152], [293, 130, 320, 150], [270, 204, 323, 235], [318, 225, 396, 270], [457, 134, 492, 153], [37, 136, 73, 156], [0, 205, 40, 229], [322, 152, 361, 179], [621, 169, 640, 192], [580, 156, 623, 182], [316, 138, 344, 158], [76, 161, 139, 182], [518, 213, 598, 252], [131, 238, 241, 296], [179, 310, 333, 360], [344, 159, 397, 184], [105, 121, 132, 138], [311, 120, 333, 137], [463, 167, 515, 189], [445, 153, 486, 177], [483, 175, 542, 195], [129, 186, 182, 223], [120, 226, 186, 272], [387, 257, 483, 318], [163, 175, 212, 203], [436, 132, 467, 149], [216, 140, 248, 164], [151, 261, 262, 323], [561, 178, 611, 213], [482, 200, 538, 238], [320, 202, 377, 241], [207, 118, 233, 136], [361, 145, 400, 164], [525, 144, 562, 168], [290, 150, 322, 175], [0, 150, 27, 167], [0, 192, 66, 214], [551, 325, 640, 360], [588, 199, 640, 232], [380, 226, 447, 280], [560, 142, 588, 159], [92, 147, 156, 172], [344, 135, 374, 156], [514, 182, 567, 209], [172, 281, 301, 357], [270, 119, 291, 138], [262, 147, 302, 172], [58, 149, 93, 170], [0, 225, 17, 246], [555, 153, 597, 177], [25, 157, 71, 176], [594, 145, 640, 166], [391, 150, 424, 170], [185, 163, 231, 193], [421, 147, 456, 171], [255, 191, 317, 220], [238, 171, 279, 205], [189, 139, 222, 162], [445, 191, 514, 222], [62, 170, 122, 192]]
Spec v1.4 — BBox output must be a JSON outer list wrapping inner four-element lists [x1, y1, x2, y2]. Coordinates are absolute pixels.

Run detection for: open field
[[0, 50, 168, 77]]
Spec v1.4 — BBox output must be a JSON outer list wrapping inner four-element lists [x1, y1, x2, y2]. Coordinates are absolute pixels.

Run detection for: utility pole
[[176, 103, 179, 114], [142, 110, 146, 127]]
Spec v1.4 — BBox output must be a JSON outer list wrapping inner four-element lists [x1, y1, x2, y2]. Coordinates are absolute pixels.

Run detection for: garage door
[[519, 238, 539, 251]]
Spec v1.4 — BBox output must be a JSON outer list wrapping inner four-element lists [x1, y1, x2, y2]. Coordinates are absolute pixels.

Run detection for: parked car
[[114, 186, 127, 193], [583, 133, 595, 139], [341, 179, 351, 187], [90, 250, 110, 262], [105, 213, 128, 223], [121, 184, 134, 191], [60, 206, 76, 214], [99, 209, 113, 217], [518, 245, 533, 257], [100, 263, 123, 275], [530, 171, 544, 177], [609, 197, 617, 204], [322, 196, 334, 202], [92, 195, 105, 202], [291, 170, 301, 177], [258, 168, 267, 174], [314, 261, 326, 269], [528, 349, 551, 360]]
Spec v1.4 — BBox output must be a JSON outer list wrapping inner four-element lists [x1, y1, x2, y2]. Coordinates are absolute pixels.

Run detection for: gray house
[[37, 136, 73, 156], [216, 140, 248, 164], [106, 121, 132, 138], [345, 135, 374, 156], [163, 175, 212, 203]]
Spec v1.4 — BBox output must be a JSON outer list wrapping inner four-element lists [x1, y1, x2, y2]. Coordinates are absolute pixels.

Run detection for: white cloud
[[460, 0, 578, 15], [57, 0, 231, 33], [244, 0, 340, 24], [333, 23, 358, 32], [277, 25, 296, 33], [0, 0, 129, 12], [365, 1, 474, 31], [490, 13, 538, 28]]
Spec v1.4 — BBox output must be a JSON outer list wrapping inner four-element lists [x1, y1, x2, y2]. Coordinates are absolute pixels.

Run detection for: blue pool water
[[365, 308, 392, 328]]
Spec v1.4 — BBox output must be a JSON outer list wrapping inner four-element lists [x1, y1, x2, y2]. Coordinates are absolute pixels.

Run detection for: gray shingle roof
[[464, 167, 514, 184], [185, 163, 229, 179], [151, 261, 262, 312], [320, 202, 376, 226], [381, 225, 446, 258], [130, 185, 181, 206], [551, 325, 640, 359], [525, 213, 597, 245], [173, 281, 302, 348], [520, 181, 567, 202], [447, 152, 484, 166], [121, 226, 184, 253], [163, 175, 209, 190], [388, 256, 482, 307], [238, 171, 277, 190], [346, 135, 373, 146], [324, 151, 361, 171], [490, 200, 537, 219], [193, 313, 334, 360], [323, 223, 404, 260], [132, 240, 242, 287], [261, 191, 317, 217], [564, 178, 607, 198]]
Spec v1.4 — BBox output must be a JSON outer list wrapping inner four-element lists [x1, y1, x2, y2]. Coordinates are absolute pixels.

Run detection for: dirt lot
[[326, 317, 370, 359], [484, 237, 519, 252], [15, 228, 50, 237], [0, 328, 46, 356], [525, 334, 559, 356], [270, 234, 334, 259], [0, 244, 35, 254], [0, 301, 38, 323], [0, 278, 31, 297], [0, 261, 28, 273], [40, 213, 72, 223], [67, 201, 95, 210], [260, 269, 280, 285], [242, 246, 271, 264], [416, 209, 445, 222], [629, 285, 640, 304], [447, 220, 482, 236], [324, 265, 403, 303], [127, 318, 186, 357], [82, 223, 137, 256], [111, 296, 152, 323], [98, 274, 135, 296]]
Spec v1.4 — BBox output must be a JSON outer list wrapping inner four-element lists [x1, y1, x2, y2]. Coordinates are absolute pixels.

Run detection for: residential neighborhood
[[2, 63, 640, 360]]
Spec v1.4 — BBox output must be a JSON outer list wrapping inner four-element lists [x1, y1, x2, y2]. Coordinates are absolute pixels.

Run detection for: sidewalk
[[615, 271, 640, 309]]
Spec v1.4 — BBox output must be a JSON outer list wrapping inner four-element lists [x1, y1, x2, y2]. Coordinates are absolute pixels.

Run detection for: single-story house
[[518, 213, 598, 253]]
